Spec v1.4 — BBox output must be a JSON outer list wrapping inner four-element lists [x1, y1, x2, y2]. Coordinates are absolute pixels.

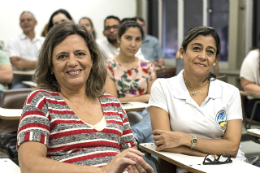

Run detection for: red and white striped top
[[17, 90, 136, 168]]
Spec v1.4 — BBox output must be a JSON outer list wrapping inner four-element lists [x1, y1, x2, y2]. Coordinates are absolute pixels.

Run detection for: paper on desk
[[0, 107, 22, 117], [247, 129, 260, 135]]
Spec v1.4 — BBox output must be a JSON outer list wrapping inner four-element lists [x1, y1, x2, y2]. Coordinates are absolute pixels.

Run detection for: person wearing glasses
[[97, 16, 144, 59], [17, 22, 153, 173], [147, 26, 246, 172], [7, 11, 44, 89]]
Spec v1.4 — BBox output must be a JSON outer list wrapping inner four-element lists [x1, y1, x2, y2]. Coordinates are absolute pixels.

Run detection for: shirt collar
[[171, 70, 222, 100], [19, 33, 41, 42]]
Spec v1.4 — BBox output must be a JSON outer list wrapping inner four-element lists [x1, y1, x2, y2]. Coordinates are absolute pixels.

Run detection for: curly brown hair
[[34, 22, 107, 99]]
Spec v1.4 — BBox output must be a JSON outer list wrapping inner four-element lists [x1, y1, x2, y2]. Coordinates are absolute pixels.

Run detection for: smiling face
[[118, 27, 143, 57], [20, 12, 37, 34], [52, 34, 92, 91], [52, 13, 70, 26], [181, 35, 217, 78]]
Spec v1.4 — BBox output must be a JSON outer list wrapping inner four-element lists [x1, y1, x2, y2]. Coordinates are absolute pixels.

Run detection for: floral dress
[[106, 58, 156, 98]]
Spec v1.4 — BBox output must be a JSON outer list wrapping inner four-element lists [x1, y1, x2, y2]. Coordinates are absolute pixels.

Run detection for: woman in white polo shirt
[[147, 26, 246, 172]]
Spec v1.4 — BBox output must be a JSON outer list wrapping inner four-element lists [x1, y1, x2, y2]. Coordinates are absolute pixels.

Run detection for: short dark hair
[[35, 22, 107, 99], [104, 15, 120, 28], [79, 17, 96, 39], [181, 26, 221, 81], [135, 16, 145, 24], [118, 20, 144, 40], [47, 9, 73, 32]]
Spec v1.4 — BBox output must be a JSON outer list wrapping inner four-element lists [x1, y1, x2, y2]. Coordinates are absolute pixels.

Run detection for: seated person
[[79, 17, 96, 39], [17, 22, 153, 173], [103, 20, 156, 144], [0, 49, 13, 103], [47, 9, 74, 33], [240, 39, 260, 122], [147, 26, 246, 172], [135, 17, 165, 67], [7, 11, 44, 89], [97, 16, 144, 59]]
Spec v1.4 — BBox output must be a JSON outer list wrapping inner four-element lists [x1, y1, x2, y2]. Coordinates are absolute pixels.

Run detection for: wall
[[0, 0, 136, 47]]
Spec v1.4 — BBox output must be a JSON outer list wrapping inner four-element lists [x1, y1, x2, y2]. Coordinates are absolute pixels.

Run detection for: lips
[[128, 49, 136, 53], [195, 63, 206, 67]]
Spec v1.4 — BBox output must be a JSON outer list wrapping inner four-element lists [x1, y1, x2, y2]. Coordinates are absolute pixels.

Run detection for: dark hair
[[35, 22, 107, 99], [181, 26, 221, 81], [135, 16, 145, 24], [47, 9, 73, 32], [104, 15, 120, 27], [120, 17, 136, 24], [79, 17, 96, 39], [118, 20, 144, 40]]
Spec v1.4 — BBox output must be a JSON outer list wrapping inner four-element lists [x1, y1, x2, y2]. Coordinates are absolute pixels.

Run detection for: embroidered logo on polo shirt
[[215, 110, 227, 130]]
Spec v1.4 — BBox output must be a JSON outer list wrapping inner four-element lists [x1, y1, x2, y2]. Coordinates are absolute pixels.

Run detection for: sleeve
[[148, 61, 156, 82], [106, 58, 115, 81], [226, 87, 243, 121], [0, 51, 11, 66], [7, 38, 20, 57], [17, 91, 50, 149], [154, 39, 164, 59], [240, 50, 258, 82], [146, 79, 168, 113], [119, 106, 137, 149]]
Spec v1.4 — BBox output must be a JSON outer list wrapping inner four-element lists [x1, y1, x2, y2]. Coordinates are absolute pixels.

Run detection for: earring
[[213, 63, 216, 66], [51, 72, 53, 74], [180, 56, 183, 59]]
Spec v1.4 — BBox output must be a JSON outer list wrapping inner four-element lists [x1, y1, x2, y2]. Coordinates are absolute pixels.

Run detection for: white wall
[[0, 0, 136, 48]]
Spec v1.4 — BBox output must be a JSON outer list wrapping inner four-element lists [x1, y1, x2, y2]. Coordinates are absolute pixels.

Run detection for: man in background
[[7, 11, 44, 89], [97, 15, 144, 59], [135, 17, 165, 66]]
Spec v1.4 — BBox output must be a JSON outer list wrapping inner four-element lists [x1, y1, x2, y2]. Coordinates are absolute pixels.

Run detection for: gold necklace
[[184, 80, 209, 96]]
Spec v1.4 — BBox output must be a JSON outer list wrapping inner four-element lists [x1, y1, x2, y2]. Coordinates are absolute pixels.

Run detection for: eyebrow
[[55, 49, 88, 58], [191, 43, 216, 51]]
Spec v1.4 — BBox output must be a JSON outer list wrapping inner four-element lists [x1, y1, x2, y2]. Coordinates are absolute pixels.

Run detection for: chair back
[[0, 88, 32, 109]]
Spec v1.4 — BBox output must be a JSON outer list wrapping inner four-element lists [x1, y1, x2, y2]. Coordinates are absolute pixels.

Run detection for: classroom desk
[[0, 158, 20, 173], [121, 102, 148, 112], [22, 81, 37, 87], [0, 107, 22, 120], [139, 143, 260, 173], [13, 70, 35, 76], [247, 129, 260, 144]]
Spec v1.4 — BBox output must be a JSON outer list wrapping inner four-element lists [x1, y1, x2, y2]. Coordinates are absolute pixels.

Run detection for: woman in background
[[47, 9, 74, 33], [103, 20, 156, 144], [240, 34, 260, 122], [79, 17, 96, 39]]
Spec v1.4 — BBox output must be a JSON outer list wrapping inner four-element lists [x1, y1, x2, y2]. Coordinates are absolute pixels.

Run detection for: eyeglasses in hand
[[203, 153, 232, 165]]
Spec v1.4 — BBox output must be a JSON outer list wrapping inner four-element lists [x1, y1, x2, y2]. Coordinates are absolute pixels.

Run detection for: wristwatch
[[190, 136, 197, 149]]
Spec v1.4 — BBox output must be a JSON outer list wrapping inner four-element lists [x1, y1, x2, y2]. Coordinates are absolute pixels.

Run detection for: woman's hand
[[153, 129, 188, 151], [102, 148, 153, 173], [128, 158, 154, 173]]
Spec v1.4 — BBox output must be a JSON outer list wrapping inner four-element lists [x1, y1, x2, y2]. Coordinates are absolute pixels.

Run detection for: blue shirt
[[141, 34, 164, 61]]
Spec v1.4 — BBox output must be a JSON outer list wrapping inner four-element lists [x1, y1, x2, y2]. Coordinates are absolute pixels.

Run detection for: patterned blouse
[[17, 90, 136, 170], [106, 58, 156, 98]]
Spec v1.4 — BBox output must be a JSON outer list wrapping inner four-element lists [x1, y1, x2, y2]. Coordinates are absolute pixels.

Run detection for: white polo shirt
[[147, 70, 245, 161], [97, 38, 144, 59], [240, 49, 260, 99], [7, 33, 45, 62]]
